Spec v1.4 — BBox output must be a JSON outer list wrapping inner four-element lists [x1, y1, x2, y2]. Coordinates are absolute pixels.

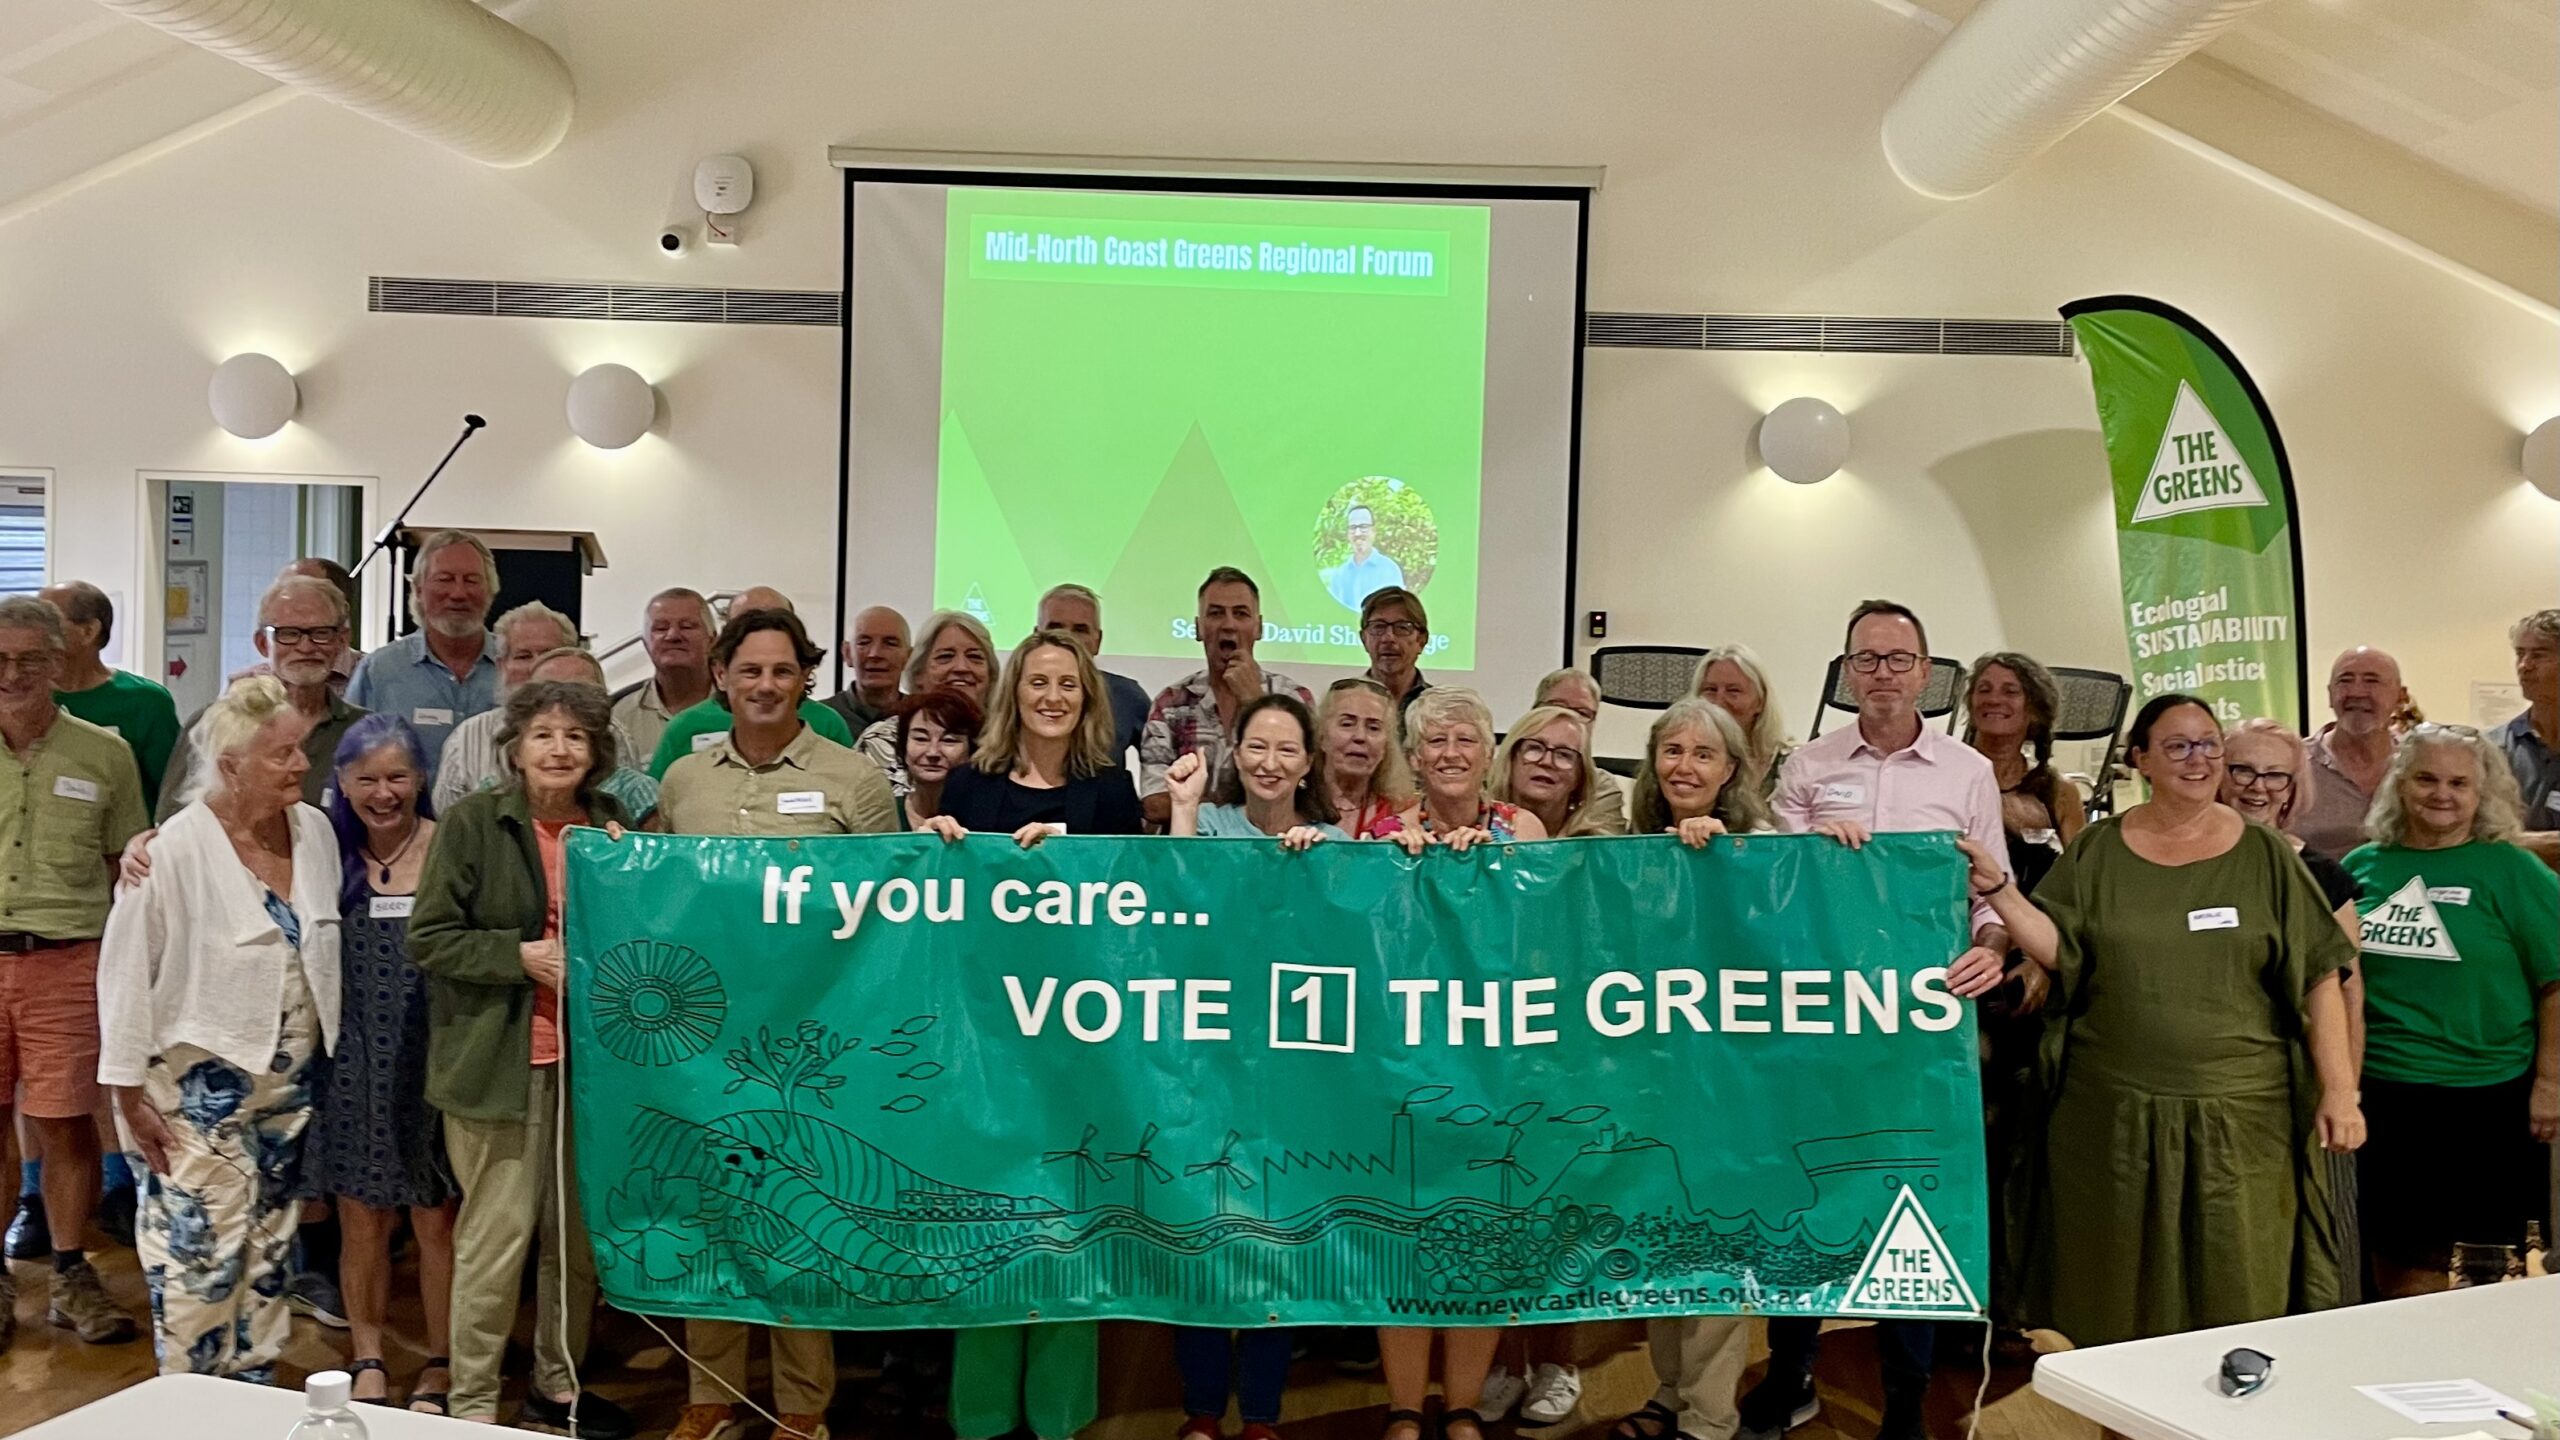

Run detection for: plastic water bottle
[[285, 1370, 368, 1440]]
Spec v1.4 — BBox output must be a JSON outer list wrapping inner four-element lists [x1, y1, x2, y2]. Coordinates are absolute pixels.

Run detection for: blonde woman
[[1394, 688, 1547, 850], [922, 631, 1135, 1440], [925, 630, 1140, 848], [1317, 678, 1415, 838], [2345, 724, 2558, 1298], [98, 677, 340, 1381], [1491, 704, 1625, 838], [1691, 643, 1792, 796], [1529, 668, 1629, 830], [858, 609, 996, 794]]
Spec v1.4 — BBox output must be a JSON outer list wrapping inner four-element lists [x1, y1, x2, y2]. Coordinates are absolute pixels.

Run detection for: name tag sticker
[[1818, 783, 1867, 807], [412, 707, 453, 727], [368, 895, 415, 920], [51, 776, 98, 803], [693, 731, 726, 752], [776, 791, 824, 815], [2021, 827, 2059, 850], [2188, 906, 2240, 932], [2426, 886, 2473, 906]]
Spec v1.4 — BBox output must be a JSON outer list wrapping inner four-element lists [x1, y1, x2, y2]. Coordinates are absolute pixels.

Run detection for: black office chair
[[1806, 655, 1966, 738], [2048, 666, 2134, 817], [1588, 645, 1708, 711]]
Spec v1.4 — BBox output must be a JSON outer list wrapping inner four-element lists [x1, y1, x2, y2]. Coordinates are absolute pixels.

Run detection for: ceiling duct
[[1881, 0, 2276, 200], [90, 0, 573, 167]]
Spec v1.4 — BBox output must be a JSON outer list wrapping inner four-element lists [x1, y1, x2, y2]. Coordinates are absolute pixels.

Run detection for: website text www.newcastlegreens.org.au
[[1383, 1285, 1765, 1318]]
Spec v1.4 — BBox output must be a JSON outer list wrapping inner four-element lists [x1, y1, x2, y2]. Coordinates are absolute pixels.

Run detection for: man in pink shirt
[[1742, 598, 2014, 1440]]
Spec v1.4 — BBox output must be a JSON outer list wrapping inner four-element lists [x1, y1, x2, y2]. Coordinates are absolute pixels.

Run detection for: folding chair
[[1588, 645, 1709, 711], [1805, 655, 1966, 738], [2048, 666, 2133, 818]]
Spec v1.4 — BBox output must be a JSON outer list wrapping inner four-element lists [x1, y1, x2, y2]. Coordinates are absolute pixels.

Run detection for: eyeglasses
[[265, 625, 346, 647], [1847, 650, 1922, 674], [1515, 739, 1583, 770], [2153, 737, 2223, 762], [1363, 620, 1423, 639], [2226, 764, 2294, 792], [0, 653, 55, 675]]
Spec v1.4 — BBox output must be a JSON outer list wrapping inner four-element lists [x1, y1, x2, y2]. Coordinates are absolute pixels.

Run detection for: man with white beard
[[2294, 646, 2409, 856], [346, 529, 502, 771]]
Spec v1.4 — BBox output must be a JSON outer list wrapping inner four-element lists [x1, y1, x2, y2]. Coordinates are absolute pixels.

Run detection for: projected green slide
[[935, 187, 1491, 668]]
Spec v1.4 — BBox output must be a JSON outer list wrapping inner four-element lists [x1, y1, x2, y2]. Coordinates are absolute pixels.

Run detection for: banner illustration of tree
[[565, 830, 1989, 1329], [2063, 296, 2310, 731]]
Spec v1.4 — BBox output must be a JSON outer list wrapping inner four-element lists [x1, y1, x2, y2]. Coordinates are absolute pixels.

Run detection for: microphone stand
[[353, 414, 485, 635]]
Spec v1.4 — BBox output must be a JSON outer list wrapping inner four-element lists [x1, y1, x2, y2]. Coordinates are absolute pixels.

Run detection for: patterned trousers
[[130, 984, 320, 1381]]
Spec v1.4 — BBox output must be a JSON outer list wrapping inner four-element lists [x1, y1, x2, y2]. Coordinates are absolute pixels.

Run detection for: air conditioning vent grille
[[369, 277, 843, 327]]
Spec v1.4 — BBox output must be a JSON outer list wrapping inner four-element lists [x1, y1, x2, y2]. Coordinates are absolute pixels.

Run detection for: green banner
[[2064, 296, 2309, 730], [564, 831, 1987, 1329]]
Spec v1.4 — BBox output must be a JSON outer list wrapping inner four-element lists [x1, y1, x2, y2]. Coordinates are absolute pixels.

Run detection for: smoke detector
[[694, 155, 753, 215]]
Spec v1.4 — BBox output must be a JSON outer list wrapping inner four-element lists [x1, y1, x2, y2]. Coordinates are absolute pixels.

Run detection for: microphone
[[353, 414, 489, 579]]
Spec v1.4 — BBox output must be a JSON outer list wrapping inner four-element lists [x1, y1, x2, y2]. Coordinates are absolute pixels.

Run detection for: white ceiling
[[0, 0, 276, 216], [0, 0, 2551, 246], [2208, 0, 2557, 219]]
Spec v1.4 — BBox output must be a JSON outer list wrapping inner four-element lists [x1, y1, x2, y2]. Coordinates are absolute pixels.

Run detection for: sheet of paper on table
[[2355, 1379, 2526, 1425]]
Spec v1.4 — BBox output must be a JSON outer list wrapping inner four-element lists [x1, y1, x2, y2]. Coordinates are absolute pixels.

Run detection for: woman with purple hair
[[305, 712, 458, 1412]]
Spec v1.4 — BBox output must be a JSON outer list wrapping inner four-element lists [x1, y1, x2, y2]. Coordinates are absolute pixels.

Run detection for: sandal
[[1441, 1407, 1488, 1440], [406, 1354, 451, 1415], [1382, 1407, 1428, 1440], [346, 1357, 391, 1406], [1610, 1401, 1690, 1440]]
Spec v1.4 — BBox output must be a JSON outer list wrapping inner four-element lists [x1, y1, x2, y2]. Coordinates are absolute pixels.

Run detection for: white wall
[[0, 0, 2551, 761]]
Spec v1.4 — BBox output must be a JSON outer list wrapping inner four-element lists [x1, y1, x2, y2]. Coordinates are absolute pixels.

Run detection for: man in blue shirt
[[345, 530, 502, 770], [1323, 505, 1405, 612], [1036, 583, 1149, 763], [2506, 608, 2559, 868]]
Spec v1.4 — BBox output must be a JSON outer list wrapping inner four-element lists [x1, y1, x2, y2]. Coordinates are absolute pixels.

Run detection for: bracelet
[[1972, 878, 2009, 899]]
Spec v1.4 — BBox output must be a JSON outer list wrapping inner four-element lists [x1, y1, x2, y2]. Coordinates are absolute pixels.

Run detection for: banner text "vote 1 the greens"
[[765, 860, 1968, 1047]]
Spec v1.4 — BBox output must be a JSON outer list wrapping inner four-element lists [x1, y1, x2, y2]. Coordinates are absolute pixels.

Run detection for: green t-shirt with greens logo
[[2344, 840, 2560, 1087]]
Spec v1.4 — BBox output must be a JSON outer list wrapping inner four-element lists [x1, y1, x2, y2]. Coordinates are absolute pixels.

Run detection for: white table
[[2034, 1275, 2560, 1439], [18, 1373, 547, 1437]]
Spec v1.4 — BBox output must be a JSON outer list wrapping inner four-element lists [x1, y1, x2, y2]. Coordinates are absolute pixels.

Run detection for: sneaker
[[47, 1260, 137, 1344], [285, 1270, 348, 1329], [518, 1390, 637, 1440], [773, 1413, 829, 1440], [666, 1403, 745, 1440], [0, 1267, 16, 1347], [3, 1195, 48, 1260], [96, 1186, 137, 1250], [1735, 1370, 1820, 1440], [1477, 1365, 1526, 1422], [1519, 1363, 1583, 1425]]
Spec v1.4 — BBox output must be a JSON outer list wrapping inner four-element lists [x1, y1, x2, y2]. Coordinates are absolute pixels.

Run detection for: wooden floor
[[0, 1239, 2071, 1439]]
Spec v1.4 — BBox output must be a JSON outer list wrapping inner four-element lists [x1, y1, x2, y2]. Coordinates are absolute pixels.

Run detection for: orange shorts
[[0, 940, 103, 1119]]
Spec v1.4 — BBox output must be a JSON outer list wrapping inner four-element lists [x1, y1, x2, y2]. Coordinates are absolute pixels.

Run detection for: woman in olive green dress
[[1963, 693, 2364, 1345]]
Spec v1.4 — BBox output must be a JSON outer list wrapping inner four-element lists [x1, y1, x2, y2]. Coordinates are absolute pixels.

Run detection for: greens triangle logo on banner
[[2131, 380, 2270, 525], [2360, 876, 2461, 962], [1836, 1185, 1980, 1318]]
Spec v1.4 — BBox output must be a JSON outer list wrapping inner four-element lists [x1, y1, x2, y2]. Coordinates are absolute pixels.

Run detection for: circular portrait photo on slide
[[1313, 476, 1437, 614]]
